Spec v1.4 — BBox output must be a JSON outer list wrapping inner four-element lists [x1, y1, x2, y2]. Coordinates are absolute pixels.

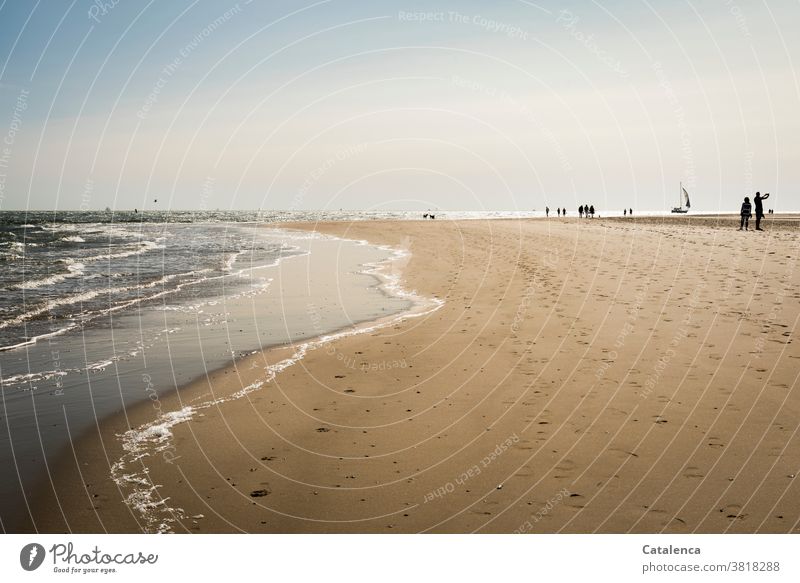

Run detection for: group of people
[[544, 205, 606, 218], [543, 205, 633, 218], [739, 192, 770, 231]]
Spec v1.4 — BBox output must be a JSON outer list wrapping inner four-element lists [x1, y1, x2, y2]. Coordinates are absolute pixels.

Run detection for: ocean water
[[0, 211, 433, 532], [0, 220, 303, 352]]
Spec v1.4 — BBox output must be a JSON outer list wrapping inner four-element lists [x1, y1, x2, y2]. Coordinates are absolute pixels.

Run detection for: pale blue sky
[[0, 0, 797, 211]]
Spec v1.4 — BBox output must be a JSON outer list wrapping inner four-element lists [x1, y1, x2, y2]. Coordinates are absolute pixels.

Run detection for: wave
[[12, 259, 86, 290], [0, 261, 271, 349], [222, 249, 249, 272], [39, 222, 145, 241], [0, 322, 77, 353], [1, 368, 72, 385], [0, 270, 195, 333], [8, 240, 161, 290], [79, 240, 163, 262]]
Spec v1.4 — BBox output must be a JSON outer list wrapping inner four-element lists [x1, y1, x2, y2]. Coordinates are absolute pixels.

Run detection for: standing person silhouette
[[546, 206, 550, 217], [754, 191, 770, 230], [578, 205, 583, 218], [589, 205, 595, 218], [629, 208, 633, 216], [557, 208, 561, 217], [739, 196, 752, 231], [623, 209, 627, 216]]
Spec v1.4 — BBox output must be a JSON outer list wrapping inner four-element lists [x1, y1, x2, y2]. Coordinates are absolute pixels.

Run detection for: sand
[[31, 216, 800, 533]]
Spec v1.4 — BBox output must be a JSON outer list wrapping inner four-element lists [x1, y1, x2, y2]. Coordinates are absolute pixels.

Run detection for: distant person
[[546, 206, 550, 217], [563, 209, 566, 216], [589, 205, 595, 218], [754, 191, 770, 230], [557, 207, 561, 217], [740, 196, 752, 231], [578, 205, 583, 218], [623, 209, 627, 216], [629, 208, 633, 216]]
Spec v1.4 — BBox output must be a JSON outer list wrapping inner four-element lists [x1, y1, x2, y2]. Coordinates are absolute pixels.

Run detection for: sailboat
[[671, 183, 691, 213]]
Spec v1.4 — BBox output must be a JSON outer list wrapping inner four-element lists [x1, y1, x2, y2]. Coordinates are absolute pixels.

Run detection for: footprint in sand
[[683, 466, 704, 479], [609, 447, 639, 460], [554, 459, 577, 476], [719, 503, 746, 520]]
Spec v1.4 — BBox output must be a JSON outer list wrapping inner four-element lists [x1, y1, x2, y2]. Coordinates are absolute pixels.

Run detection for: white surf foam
[[13, 259, 86, 290]]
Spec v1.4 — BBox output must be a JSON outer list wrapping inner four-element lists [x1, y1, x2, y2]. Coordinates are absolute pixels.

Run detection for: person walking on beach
[[579, 205, 583, 218], [546, 206, 550, 217], [740, 196, 752, 231], [623, 209, 627, 216], [557, 207, 561, 217], [589, 204, 595, 218], [629, 208, 633, 216], [754, 191, 770, 230]]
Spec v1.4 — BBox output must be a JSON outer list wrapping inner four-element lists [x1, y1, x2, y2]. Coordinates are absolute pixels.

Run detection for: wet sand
[[33, 216, 800, 533]]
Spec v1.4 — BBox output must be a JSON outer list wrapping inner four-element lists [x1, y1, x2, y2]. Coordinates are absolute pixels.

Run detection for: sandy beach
[[32, 216, 799, 534]]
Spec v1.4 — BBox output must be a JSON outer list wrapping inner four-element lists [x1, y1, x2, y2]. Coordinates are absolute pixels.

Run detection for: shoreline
[[21, 225, 438, 533], [28, 217, 800, 533]]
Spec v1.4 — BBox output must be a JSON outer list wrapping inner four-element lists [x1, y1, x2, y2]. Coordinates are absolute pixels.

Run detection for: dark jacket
[[754, 196, 764, 216], [741, 201, 752, 216]]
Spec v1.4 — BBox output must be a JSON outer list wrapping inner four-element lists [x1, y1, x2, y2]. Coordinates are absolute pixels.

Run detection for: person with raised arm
[[754, 191, 770, 231]]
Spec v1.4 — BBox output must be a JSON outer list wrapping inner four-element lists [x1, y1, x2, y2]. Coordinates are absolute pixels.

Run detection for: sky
[[0, 0, 797, 212]]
